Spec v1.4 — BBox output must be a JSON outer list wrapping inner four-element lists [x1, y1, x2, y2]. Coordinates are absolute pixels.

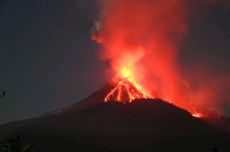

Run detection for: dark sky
[[0, 0, 229, 125]]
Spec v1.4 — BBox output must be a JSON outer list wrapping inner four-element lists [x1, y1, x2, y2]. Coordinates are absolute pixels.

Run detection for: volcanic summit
[[104, 77, 150, 103], [103, 65, 152, 104]]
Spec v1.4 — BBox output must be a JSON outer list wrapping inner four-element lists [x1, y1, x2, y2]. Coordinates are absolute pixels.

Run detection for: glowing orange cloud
[[92, 0, 228, 117]]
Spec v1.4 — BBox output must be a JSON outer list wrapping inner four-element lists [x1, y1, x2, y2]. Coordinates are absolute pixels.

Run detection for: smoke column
[[92, 0, 230, 116]]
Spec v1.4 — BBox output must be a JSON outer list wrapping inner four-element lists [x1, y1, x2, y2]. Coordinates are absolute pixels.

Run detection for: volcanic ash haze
[[92, 0, 230, 117]]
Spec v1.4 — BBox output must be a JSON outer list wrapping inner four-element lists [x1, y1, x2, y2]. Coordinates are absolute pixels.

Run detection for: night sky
[[0, 0, 229, 125]]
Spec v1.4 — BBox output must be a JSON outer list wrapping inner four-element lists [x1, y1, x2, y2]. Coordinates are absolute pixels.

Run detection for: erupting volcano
[[104, 67, 152, 103], [92, 0, 215, 118], [0, 0, 229, 152]]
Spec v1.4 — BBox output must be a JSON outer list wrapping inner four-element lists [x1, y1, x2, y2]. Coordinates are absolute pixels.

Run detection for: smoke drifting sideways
[[92, 0, 230, 117]]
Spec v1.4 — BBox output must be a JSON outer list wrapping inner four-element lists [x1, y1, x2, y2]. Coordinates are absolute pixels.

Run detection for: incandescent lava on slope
[[104, 66, 152, 103], [105, 77, 147, 103]]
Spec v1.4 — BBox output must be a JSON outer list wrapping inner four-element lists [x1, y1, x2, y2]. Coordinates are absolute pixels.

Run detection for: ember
[[192, 113, 203, 118]]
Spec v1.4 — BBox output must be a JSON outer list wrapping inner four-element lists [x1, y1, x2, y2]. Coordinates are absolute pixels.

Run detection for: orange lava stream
[[104, 66, 152, 103]]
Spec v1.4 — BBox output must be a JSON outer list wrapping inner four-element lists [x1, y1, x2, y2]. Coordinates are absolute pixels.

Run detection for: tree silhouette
[[1, 134, 31, 152]]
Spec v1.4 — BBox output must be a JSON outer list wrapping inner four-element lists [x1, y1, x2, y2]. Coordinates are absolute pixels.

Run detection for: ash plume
[[92, 0, 230, 116]]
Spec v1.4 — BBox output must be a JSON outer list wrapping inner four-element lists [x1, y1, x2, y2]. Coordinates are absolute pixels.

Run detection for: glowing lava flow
[[104, 67, 152, 103], [192, 112, 203, 118]]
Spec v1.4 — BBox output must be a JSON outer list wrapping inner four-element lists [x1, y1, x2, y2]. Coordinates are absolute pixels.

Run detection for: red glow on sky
[[91, 0, 227, 117]]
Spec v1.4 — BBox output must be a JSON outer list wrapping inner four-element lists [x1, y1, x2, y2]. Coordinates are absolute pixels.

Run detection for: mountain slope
[[0, 84, 230, 152]]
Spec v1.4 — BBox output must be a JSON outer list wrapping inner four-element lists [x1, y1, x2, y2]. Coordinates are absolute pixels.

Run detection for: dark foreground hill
[[0, 84, 230, 152]]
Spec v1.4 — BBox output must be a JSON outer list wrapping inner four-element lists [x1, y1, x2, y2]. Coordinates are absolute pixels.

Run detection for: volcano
[[0, 81, 230, 152]]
